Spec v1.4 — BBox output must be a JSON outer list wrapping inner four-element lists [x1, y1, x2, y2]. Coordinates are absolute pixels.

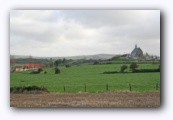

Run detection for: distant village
[[10, 44, 160, 72]]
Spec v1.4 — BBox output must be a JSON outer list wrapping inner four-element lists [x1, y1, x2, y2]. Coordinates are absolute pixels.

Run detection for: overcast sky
[[10, 10, 160, 57]]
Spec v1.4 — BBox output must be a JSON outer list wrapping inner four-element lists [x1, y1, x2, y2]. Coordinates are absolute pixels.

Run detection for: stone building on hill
[[130, 44, 143, 59]]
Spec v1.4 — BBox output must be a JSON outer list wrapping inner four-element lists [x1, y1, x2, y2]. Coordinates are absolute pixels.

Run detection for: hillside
[[11, 54, 117, 60]]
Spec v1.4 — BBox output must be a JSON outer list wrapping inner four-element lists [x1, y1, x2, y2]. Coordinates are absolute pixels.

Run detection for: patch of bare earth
[[10, 92, 160, 107]]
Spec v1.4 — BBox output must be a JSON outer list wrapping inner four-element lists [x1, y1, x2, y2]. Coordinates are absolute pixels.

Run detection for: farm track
[[10, 92, 160, 107]]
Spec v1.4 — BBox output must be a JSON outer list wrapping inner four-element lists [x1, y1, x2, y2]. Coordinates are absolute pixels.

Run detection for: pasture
[[10, 63, 160, 93]]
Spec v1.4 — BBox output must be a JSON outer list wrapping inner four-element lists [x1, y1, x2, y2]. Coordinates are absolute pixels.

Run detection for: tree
[[120, 65, 128, 73], [10, 55, 15, 72], [30, 68, 43, 74], [49, 58, 54, 68], [54, 60, 59, 67], [10, 55, 15, 67], [62, 58, 66, 66], [38, 68, 43, 73], [28, 55, 33, 68], [93, 61, 100, 65], [28, 55, 33, 63], [65, 64, 71, 68], [158, 64, 160, 71], [58, 59, 62, 65], [130, 62, 138, 72], [55, 67, 60, 74]]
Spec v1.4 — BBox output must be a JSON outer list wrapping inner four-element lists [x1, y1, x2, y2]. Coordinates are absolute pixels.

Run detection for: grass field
[[10, 63, 160, 93]]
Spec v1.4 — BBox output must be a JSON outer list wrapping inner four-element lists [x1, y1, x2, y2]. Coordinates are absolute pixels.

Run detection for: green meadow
[[10, 63, 160, 93]]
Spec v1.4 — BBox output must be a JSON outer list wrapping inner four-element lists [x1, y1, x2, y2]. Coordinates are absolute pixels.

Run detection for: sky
[[10, 10, 160, 57]]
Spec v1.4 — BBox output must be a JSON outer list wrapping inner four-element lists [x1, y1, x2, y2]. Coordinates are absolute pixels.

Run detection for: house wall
[[136, 49, 143, 58], [15, 68, 23, 72]]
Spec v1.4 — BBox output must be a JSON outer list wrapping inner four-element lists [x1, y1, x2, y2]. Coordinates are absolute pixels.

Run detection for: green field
[[10, 63, 160, 93]]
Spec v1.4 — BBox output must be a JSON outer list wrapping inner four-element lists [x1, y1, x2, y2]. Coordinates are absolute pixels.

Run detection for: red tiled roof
[[24, 64, 42, 68], [15, 66, 22, 68]]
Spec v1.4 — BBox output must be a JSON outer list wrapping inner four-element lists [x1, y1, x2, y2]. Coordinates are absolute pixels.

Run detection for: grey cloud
[[60, 10, 156, 27], [10, 10, 160, 57], [60, 10, 160, 40]]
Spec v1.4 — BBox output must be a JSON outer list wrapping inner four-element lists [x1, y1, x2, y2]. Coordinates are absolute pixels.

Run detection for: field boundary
[[10, 83, 160, 93], [61, 83, 160, 93]]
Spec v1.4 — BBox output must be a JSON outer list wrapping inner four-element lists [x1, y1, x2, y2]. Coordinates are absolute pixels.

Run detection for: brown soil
[[10, 92, 160, 107]]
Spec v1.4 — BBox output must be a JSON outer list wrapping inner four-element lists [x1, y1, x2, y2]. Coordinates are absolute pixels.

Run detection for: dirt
[[10, 92, 160, 107]]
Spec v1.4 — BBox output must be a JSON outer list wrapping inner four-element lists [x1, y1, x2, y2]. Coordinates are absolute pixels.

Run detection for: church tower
[[135, 44, 137, 49]]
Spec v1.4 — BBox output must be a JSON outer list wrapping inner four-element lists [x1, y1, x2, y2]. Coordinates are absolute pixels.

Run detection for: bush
[[103, 71, 119, 74], [130, 62, 138, 72], [38, 68, 43, 72], [55, 67, 60, 74], [10, 86, 48, 93], [30, 68, 43, 74], [133, 69, 160, 73], [93, 61, 100, 65], [65, 64, 71, 68], [30, 71, 39, 74], [120, 65, 128, 72]]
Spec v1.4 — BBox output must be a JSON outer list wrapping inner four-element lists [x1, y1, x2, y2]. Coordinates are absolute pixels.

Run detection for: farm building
[[130, 44, 143, 59], [12, 64, 43, 72], [24, 64, 42, 69], [15, 66, 23, 72]]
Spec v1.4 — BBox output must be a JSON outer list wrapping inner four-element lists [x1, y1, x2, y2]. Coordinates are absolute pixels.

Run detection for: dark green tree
[[130, 62, 138, 72], [10, 55, 15, 71], [55, 67, 60, 74], [158, 65, 160, 71], [49, 58, 54, 68], [58, 59, 62, 65], [120, 65, 128, 73], [28, 55, 33, 64], [54, 60, 59, 67], [62, 58, 66, 66]]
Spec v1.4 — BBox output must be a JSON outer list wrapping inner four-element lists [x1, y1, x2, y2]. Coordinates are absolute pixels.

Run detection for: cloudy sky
[[10, 10, 160, 57]]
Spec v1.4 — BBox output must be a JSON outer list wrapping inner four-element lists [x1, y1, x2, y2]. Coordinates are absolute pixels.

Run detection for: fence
[[57, 83, 160, 93]]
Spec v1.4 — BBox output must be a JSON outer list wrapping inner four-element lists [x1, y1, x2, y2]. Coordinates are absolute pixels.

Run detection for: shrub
[[103, 71, 119, 74], [30, 71, 39, 74], [120, 65, 128, 72], [10, 86, 48, 93], [55, 67, 60, 74], [30, 68, 43, 74], [65, 64, 71, 68], [93, 61, 100, 65], [130, 62, 138, 72], [38, 68, 43, 73], [133, 69, 160, 73]]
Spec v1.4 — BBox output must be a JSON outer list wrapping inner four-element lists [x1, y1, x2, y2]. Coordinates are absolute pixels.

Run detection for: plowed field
[[10, 92, 160, 107]]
